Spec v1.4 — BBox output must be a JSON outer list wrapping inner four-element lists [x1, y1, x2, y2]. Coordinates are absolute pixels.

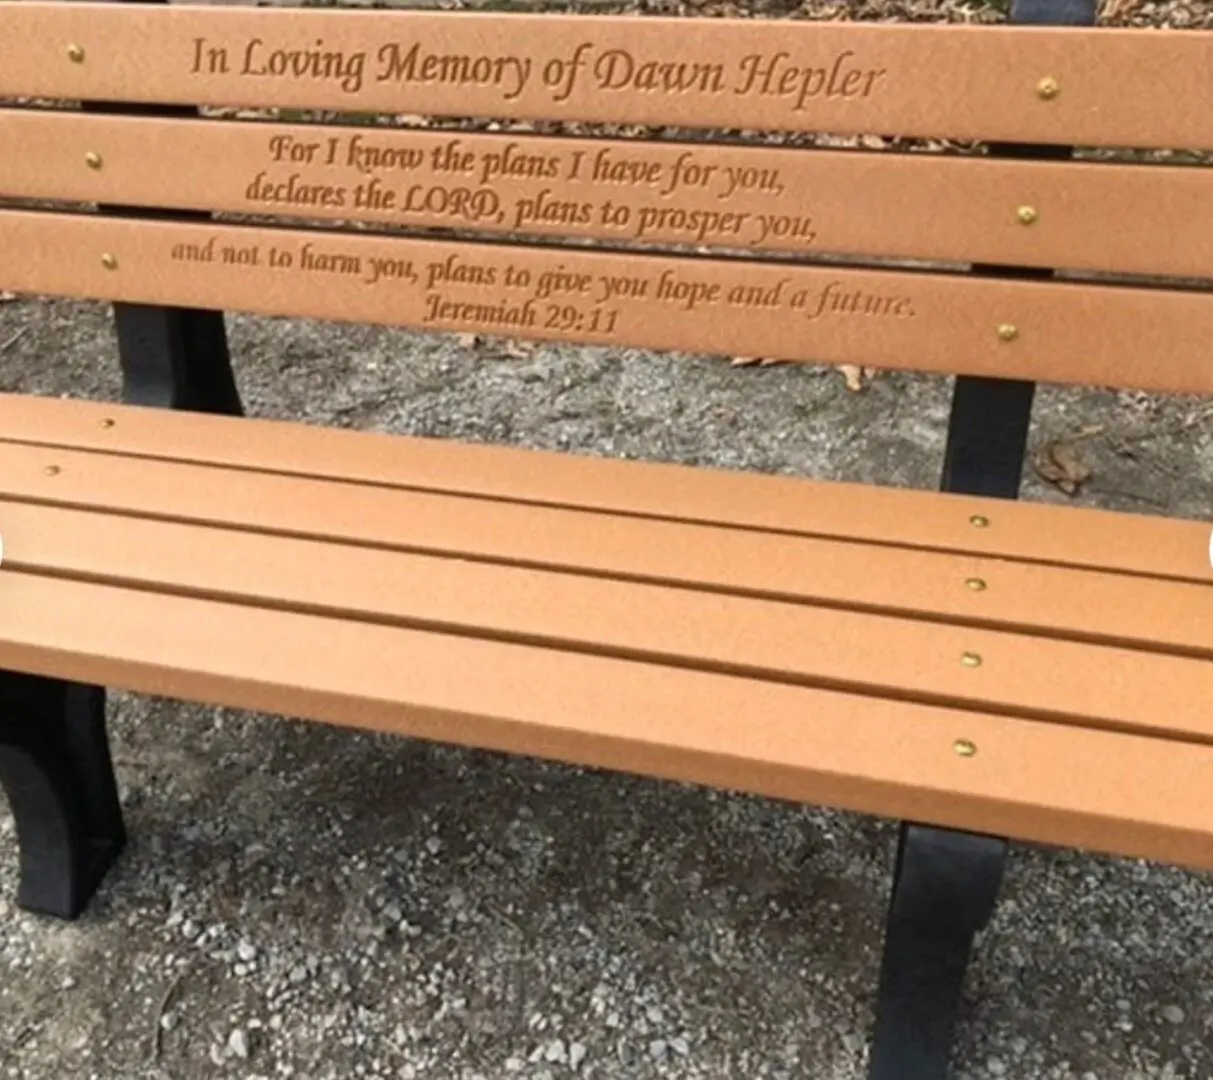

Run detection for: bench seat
[[2, 393, 1209, 871]]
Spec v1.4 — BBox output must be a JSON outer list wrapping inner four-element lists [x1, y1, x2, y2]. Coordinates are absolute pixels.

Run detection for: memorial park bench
[[0, 0, 1211, 1075]]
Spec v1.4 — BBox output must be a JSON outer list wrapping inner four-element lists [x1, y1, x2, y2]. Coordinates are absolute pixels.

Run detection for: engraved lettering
[[191, 37, 230, 75], [241, 38, 366, 94], [346, 133, 426, 176], [734, 51, 886, 110], [799, 281, 915, 320], [299, 242, 361, 276], [375, 43, 531, 100], [593, 51, 727, 95], [423, 293, 538, 329]]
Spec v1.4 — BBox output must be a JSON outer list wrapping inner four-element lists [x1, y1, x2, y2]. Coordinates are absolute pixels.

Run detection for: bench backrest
[[0, 2, 1211, 395]]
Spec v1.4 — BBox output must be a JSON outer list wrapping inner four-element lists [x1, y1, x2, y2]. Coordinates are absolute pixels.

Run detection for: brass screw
[[101, 253, 118, 270], [67, 43, 86, 63], [969, 514, 990, 528], [1017, 205, 1038, 226], [997, 324, 1020, 343], [1036, 77, 1060, 101], [961, 651, 983, 668], [100, 418, 116, 429], [44, 465, 61, 477], [85, 151, 103, 170], [953, 739, 978, 758], [965, 577, 987, 592]]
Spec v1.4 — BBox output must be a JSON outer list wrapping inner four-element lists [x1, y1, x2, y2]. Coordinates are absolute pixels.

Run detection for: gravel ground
[[0, 297, 1210, 1080]]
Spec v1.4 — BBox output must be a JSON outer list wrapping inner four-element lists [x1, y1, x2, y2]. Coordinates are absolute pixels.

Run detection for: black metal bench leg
[[0, 675, 125, 919], [112, 303, 242, 415], [867, 824, 1008, 1080]]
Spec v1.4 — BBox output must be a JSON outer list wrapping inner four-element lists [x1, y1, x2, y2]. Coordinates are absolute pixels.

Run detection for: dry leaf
[[838, 364, 879, 392], [1034, 440, 1092, 496], [498, 339, 537, 359]]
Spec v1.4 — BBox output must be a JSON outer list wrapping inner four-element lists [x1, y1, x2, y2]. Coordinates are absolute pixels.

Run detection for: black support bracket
[[0, 677, 126, 919], [868, 0, 1097, 1074]]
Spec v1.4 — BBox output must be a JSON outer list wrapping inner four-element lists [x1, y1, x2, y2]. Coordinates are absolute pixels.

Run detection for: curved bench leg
[[0, 675, 125, 919], [867, 824, 1007, 1080]]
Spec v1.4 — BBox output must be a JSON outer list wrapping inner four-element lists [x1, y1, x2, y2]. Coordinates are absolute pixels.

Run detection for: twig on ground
[[0, 326, 30, 354], [149, 966, 189, 1067]]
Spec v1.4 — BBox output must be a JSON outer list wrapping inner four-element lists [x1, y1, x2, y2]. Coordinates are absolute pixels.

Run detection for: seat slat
[[2, 5, 1211, 149], [1, 461, 1211, 659], [0, 395, 1208, 586], [3, 212, 1213, 395], [0, 570, 1211, 870], [3, 110, 1211, 278], [4, 497, 1212, 742], [1, 438, 1212, 660]]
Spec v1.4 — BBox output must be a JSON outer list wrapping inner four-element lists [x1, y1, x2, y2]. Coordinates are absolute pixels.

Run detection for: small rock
[[237, 941, 258, 963], [160, 1013, 178, 1033], [646, 1005, 664, 1025], [988, 1057, 1007, 1076], [60, 976, 77, 990], [568, 1042, 587, 1070], [382, 900, 403, 924], [288, 964, 308, 985], [504, 1057, 525, 1073], [544, 1038, 566, 1063], [227, 1029, 250, 1060], [425, 836, 443, 855], [670, 1035, 690, 1056], [648, 1039, 667, 1061], [269, 1014, 284, 1032], [1161, 1004, 1185, 1025], [180, 920, 201, 941]]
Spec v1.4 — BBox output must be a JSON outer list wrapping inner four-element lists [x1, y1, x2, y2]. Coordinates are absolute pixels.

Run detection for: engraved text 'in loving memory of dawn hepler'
[[189, 36, 888, 112]]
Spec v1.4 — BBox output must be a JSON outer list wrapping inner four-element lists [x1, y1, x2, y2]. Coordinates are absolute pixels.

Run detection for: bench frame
[[0, 0, 1128, 1077]]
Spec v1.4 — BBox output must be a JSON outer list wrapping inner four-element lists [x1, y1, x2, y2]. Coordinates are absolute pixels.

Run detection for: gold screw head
[[997, 324, 1020, 343], [100, 418, 116, 429], [67, 43, 86, 63], [961, 651, 983, 668], [969, 514, 990, 528], [101, 253, 118, 271], [44, 465, 61, 477], [1017, 205, 1038, 226], [965, 577, 987, 592], [85, 151, 103, 170], [1036, 77, 1060, 101], [953, 739, 978, 758]]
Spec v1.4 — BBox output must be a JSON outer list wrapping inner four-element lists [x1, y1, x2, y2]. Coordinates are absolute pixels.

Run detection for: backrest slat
[[3, 109, 1212, 279], [2, 4, 1211, 149], [4, 209, 1211, 395]]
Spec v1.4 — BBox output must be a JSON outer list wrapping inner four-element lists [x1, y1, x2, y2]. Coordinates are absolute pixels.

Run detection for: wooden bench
[[1, 0, 1211, 1075]]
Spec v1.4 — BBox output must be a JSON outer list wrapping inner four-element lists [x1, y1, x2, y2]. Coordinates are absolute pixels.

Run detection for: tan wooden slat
[[0, 571, 1210, 869], [0, 438, 1211, 659], [2, 436, 1213, 660], [2, 6, 1212, 149], [3, 110, 1212, 278], [0, 487, 1181, 663], [4, 212, 1213, 394], [0, 395, 1209, 585], [3, 497, 1212, 742]]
